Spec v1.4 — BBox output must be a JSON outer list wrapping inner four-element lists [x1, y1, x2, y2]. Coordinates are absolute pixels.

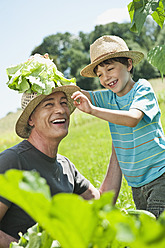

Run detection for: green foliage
[[6, 54, 76, 94], [0, 170, 165, 248], [0, 91, 165, 246], [128, 0, 164, 34], [147, 44, 165, 78], [31, 33, 95, 90], [10, 224, 55, 248], [152, 0, 165, 28], [128, 0, 165, 77], [31, 20, 163, 90]]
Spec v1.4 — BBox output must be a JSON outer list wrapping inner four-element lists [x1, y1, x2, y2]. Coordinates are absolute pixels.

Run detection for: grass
[[59, 110, 135, 208], [0, 110, 22, 152], [59, 110, 111, 187], [1, 77, 165, 209]]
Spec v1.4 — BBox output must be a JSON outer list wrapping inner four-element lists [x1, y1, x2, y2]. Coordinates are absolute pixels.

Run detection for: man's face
[[28, 91, 70, 141]]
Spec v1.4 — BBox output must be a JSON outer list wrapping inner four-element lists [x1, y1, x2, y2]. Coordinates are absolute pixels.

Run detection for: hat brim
[[16, 85, 80, 139], [80, 51, 144, 77]]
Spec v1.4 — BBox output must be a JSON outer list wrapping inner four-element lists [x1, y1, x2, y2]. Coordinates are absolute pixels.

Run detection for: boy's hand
[[71, 91, 93, 114]]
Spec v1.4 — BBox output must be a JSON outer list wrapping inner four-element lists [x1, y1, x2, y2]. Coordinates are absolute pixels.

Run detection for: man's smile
[[51, 118, 66, 124]]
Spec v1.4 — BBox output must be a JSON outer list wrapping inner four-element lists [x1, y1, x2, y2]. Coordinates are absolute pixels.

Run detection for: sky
[[0, 0, 131, 119]]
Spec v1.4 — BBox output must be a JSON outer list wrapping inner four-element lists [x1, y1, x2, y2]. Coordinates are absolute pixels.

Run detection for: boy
[[72, 35, 165, 218]]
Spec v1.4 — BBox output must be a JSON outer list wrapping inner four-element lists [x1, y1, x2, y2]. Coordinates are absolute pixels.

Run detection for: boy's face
[[96, 59, 133, 97]]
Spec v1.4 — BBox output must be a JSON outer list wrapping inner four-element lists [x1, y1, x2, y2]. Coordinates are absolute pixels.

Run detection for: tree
[[128, 0, 165, 78], [30, 0, 165, 90]]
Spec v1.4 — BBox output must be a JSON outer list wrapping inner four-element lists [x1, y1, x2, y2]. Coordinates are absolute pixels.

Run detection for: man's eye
[[45, 103, 53, 107]]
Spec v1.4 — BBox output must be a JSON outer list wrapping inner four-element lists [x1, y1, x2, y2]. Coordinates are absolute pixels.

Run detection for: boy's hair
[[94, 57, 134, 75]]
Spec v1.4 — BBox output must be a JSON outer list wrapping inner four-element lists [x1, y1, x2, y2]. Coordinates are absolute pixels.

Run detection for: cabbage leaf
[[6, 54, 76, 95]]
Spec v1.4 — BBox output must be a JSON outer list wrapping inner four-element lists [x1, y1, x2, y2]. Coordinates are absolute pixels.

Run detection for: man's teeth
[[52, 119, 65, 124]]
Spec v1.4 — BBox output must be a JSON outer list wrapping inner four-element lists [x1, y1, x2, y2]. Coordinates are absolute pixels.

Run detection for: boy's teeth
[[109, 80, 117, 86]]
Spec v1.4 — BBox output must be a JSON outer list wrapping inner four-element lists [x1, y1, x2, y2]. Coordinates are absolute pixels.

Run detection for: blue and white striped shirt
[[89, 79, 165, 187]]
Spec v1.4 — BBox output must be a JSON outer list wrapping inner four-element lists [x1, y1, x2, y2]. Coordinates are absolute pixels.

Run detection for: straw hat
[[80, 35, 144, 77], [16, 85, 80, 139]]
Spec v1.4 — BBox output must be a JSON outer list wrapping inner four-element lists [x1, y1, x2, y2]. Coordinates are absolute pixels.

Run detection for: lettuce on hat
[[6, 54, 80, 139], [6, 53, 76, 95]]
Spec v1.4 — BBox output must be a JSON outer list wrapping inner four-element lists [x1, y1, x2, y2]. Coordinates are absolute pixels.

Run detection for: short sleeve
[[130, 80, 160, 123], [57, 155, 90, 195], [89, 90, 111, 109], [73, 166, 90, 194]]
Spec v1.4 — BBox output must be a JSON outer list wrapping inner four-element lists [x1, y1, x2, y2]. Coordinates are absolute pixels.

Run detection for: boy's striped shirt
[[89, 79, 165, 187]]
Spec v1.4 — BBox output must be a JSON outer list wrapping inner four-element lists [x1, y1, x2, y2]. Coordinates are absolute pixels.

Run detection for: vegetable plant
[[0, 170, 165, 248]]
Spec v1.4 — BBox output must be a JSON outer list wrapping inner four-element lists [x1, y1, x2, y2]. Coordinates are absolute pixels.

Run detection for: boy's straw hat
[[80, 35, 144, 77], [16, 85, 80, 139]]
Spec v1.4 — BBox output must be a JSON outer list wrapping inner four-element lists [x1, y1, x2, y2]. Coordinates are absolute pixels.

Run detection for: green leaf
[[19, 171, 51, 198], [2, 170, 165, 248], [126, 209, 156, 219], [152, 0, 165, 28], [19, 78, 30, 93], [10, 223, 54, 248], [6, 64, 22, 77], [129, 0, 147, 34], [147, 45, 165, 78], [48, 194, 98, 248], [128, 0, 160, 34], [0, 170, 52, 225], [0, 170, 98, 248]]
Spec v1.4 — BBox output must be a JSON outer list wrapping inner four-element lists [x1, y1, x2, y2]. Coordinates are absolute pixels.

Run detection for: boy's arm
[[72, 91, 144, 127], [0, 202, 18, 247], [81, 90, 91, 102], [99, 143, 122, 204]]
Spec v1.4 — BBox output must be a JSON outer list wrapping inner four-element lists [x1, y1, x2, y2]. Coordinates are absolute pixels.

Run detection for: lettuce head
[[6, 54, 76, 95]]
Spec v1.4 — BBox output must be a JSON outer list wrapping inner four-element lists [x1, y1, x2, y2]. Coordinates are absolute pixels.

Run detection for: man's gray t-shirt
[[0, 140, 90, 239]]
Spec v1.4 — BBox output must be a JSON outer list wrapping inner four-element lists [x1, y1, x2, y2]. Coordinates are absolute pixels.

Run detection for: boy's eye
[[61, 101, 68, 106], [97, 73, 102, 78]]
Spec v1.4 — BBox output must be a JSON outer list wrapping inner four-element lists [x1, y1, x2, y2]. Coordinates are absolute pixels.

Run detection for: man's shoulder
[[56, 154, 75, 172], [0, 140, 29, 156], [0, 141, 33, 163], [56, 154, 72, 164]]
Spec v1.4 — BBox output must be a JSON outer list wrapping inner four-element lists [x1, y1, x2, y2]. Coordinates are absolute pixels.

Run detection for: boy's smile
[[96, 60, 134, 97], [107, 79, 118, 88]]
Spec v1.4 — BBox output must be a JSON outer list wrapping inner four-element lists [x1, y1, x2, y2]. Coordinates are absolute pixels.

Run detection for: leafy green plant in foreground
[[0, 170, 165, 248], [10, 224, 56, 248]]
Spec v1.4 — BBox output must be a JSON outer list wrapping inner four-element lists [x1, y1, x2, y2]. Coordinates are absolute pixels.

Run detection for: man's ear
[[28, 115, 34, 127], [127, 58, 133, 72]]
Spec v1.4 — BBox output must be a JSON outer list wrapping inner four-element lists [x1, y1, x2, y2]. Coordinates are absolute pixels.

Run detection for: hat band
[[92, 51, 117, 63]]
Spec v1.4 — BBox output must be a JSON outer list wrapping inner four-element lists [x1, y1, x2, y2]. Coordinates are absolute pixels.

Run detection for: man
[[0, 85, 100, 247]]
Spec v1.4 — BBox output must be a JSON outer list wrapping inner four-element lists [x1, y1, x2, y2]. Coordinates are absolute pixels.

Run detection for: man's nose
[[53, 104, 65, 114]]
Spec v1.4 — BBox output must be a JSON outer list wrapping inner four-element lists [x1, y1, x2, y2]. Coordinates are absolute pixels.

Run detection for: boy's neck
[[116, 78, 135, 97]]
